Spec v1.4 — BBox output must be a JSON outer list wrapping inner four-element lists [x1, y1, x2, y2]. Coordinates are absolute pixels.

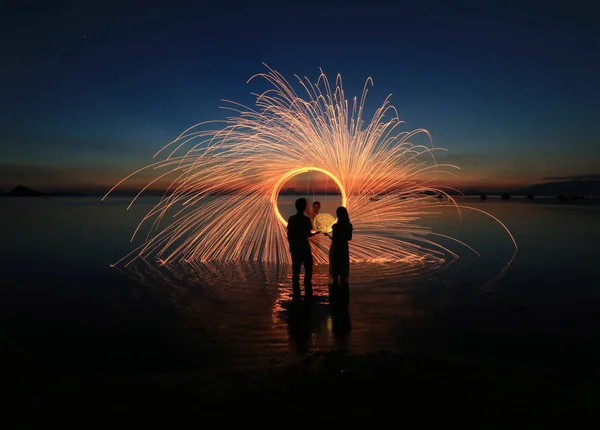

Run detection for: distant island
[[2, 185, 85, 197]]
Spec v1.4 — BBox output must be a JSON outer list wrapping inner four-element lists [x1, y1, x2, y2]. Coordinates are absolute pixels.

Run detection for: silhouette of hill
[[2, 185, 85, 197], [3, 185, 43, 196]]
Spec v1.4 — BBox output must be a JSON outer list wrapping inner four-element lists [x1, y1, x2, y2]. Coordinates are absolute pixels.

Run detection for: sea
[[1, 195, 599, 383]]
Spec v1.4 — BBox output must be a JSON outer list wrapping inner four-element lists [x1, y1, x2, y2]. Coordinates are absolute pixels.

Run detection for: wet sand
[[12, 349, 598, 428]]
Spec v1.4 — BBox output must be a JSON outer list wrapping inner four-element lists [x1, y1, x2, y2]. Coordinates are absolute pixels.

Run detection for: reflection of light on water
[[120, 256, 452, 299], [115, 252, 513, 360], [119, 258, 449, 342]]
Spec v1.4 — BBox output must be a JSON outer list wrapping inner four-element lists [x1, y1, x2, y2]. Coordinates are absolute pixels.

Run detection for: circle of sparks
[[104, 65, 517, 267], [270, 166, 347, 228]]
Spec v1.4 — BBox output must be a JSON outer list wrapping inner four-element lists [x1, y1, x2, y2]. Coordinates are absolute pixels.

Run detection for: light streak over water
[[104, 65, 517, 267]]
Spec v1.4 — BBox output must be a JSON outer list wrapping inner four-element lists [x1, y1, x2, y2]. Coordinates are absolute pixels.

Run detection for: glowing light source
[[103, 65, 517, 267], [270, 166, 346, 228], [314, 213, 336, 234]]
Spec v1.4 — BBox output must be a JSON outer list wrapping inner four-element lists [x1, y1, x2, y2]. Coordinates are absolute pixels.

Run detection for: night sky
[[1, 0, 598, 192]]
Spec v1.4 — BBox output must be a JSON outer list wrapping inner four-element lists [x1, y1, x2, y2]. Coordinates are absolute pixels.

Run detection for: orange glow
[[104, 65, 517, 266], [271, 167, 347, 227]]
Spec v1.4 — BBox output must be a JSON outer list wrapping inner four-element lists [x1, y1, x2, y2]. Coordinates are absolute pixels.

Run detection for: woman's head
[[336, 206, 350, 223]]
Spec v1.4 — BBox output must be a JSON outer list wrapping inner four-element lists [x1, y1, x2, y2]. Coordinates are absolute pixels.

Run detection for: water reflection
[[115, 257, 488, 363], [278, 284, 352, 354], [1, 197, 599, 372], [108, 199, 524, 365], [283, 295, 330, 354], [329, 285, 352, 342]]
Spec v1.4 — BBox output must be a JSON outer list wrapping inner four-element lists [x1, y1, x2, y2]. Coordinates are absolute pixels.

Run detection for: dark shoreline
[[13, 349, 599, 427]]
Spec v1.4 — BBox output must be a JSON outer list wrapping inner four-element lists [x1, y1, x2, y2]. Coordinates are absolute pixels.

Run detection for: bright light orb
[[314, 213, 336, 234]]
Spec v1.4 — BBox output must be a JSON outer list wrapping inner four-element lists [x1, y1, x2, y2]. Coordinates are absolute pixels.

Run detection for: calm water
[[1, 196, 599, 382]]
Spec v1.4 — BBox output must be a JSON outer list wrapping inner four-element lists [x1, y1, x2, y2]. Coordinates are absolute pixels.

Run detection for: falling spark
[[103, 65, 517, 266]]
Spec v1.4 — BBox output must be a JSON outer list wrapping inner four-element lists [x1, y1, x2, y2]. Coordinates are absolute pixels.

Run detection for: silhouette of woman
[[326, 206, 353, 288]]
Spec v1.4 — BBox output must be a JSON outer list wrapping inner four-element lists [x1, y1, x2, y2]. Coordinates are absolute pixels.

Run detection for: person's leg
[[304, 252, 313, 297], [340, 273, 348, 287], [340, 253, 350, 289], [331, 255, 339, 287], [291, 253, 302, 296], [328, 244, 335, 287], [332, 272, 339, 287], [340, 273, 349, 296]]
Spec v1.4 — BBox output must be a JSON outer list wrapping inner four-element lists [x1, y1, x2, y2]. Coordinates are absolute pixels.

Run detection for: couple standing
[[287, 197, 353, 297]]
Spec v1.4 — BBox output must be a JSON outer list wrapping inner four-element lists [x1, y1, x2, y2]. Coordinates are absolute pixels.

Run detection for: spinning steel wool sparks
[[104, 65, 517, 267]]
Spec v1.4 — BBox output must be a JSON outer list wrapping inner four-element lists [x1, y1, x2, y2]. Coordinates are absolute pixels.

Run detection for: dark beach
[[4, 1, 600, 426], [11, 345, 600, 427], [1, 197, 598, 427]]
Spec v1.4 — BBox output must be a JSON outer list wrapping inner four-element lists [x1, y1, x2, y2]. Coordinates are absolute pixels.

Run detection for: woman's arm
[[306, 218, 320, 237]]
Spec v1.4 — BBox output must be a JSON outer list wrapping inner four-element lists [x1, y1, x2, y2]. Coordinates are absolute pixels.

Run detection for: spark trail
[[103, 65, 517, 266]]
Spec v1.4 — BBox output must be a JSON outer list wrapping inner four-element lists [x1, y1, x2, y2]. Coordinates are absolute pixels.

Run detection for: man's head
[[295, 198, 307, 213], [312, 201, 321, 214]]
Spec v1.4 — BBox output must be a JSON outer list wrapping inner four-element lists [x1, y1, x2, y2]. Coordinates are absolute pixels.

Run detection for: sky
[[1, 0, 599, 192]]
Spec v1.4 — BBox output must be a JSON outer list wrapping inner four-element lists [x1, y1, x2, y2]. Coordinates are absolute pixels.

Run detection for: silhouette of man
[[287, 198, 320, 297]]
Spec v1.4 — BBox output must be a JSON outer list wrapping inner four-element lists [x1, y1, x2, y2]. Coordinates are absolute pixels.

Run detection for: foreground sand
[[14, 349, 598, 428]]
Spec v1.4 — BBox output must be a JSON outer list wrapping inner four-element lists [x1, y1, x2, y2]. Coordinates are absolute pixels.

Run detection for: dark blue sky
[[1, 0, 598, 191]]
